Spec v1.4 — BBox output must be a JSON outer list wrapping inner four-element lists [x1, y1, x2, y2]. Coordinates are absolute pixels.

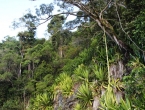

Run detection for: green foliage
[[64, 45, 81, 59], [25, 80, 35, 93], [100, 85, 132, 110], [34, 61, 53, 80], [92, 65, 106, 82], [76, 83, 93, 108], [123, 57, 145, 109], [0, 72, 13, 81], [74, 64, 89, 83], [29, 92, 53, 110], [0, 81, 11, 107], [2, 99, 23, 110], [35, 74, 53, 93], [100, 85, 118, 110], [120, 98, 132, 110], [126, 10, 145, 58], [125, 0, 145, 22], [54, 72, 73, 96], [1, 0, 145, 109], [47, 15, 65, 35], [74, 103, 82, 110]]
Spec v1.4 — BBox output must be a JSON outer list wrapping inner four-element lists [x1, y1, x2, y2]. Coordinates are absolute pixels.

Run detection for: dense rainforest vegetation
[[0, 0, 145, 109]]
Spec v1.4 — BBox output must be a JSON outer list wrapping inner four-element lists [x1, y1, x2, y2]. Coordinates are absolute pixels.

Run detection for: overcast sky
[[0, 0, 54, 42]]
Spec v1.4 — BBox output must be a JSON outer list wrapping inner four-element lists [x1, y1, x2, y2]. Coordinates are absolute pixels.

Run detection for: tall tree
[[53, 0, 133, 54]]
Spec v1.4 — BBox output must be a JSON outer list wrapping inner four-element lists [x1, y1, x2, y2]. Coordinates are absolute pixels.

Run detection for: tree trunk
[[18, 63, 21, 78], [28, 63, 31, 78]]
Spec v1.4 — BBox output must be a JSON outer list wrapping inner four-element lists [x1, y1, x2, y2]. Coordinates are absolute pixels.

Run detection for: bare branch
[[81, 23, 97, 28], [117, 3, 126, 8], [99, 0, 112, 19]]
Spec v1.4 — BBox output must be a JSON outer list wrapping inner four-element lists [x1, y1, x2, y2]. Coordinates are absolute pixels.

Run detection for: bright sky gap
[[0, 0, 54, 42]]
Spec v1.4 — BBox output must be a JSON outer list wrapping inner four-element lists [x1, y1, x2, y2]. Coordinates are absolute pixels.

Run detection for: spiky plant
[[31, 92, 53, 110], [74, 64, 89, 83], [74, 103, 82, 110], [92, 65, 106, 82], [76, 83, 93, 108], [100, 85, 118, 110], [100, 84, 132, 110], [54, 72, 73, 96], [120, 98, 131, 110]]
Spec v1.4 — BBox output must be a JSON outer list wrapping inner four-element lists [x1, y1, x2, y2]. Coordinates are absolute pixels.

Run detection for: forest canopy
[[0, 0, 145, 109]]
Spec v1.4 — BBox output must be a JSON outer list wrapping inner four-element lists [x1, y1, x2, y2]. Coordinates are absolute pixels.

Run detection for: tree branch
[[114, 1, 144, 52], [99, 0, 112, 19]]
